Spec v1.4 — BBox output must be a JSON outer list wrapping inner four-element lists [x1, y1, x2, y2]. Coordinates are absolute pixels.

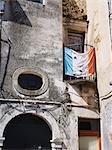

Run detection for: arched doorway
[[3, 113, 52, 150]]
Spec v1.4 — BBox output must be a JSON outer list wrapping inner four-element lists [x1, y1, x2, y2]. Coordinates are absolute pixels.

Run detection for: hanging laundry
[[64, 47, 96, 78]]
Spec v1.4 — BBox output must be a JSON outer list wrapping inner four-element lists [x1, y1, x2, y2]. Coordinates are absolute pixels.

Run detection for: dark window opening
[[79, 121, 91, 130], [18, 73, 43, 90], [3, 114, 52, 150], [27, 0, 43, 4], [67, 31, 85, 53], [78, 118, 100, 135], [63, 30, 85, 80]]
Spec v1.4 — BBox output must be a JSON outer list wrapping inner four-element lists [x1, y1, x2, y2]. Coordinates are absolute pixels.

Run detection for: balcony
[[64, 44, 96, 84]]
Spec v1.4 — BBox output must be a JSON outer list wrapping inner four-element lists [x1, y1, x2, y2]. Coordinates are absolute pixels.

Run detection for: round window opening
[[13, 67, 49, 97], [18, 73, 43, 90]]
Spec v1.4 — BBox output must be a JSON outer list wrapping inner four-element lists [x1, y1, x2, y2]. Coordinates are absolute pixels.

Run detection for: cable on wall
[[0, 38, 12, 92]]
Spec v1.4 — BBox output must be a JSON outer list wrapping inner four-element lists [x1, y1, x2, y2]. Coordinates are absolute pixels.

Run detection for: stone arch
[[0, 107, 61, 149], [3, 113, 52, 149]]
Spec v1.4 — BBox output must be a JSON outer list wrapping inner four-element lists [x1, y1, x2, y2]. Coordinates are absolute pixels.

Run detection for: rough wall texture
[[63, 0, 86, 19], [0, 0, 100, 149], [0, 0, 98, 106], [86, 0, 112, 149], [1, 0, 63, 99], [101, 99, 112, 150]]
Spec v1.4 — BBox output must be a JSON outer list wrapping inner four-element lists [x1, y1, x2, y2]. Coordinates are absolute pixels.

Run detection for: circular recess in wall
[[12, 67, 49, 96]]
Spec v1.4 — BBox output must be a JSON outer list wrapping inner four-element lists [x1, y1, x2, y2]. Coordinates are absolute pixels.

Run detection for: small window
[[12, 67, 48, 97], [78, 118, 101, 150], [63, 29, 85, 80], [18, 73, 43, 90], [78, 118, 100, 132], [63, 27, 96, 81], [67, 30, 85, 53], [63, 19, 89, 81]]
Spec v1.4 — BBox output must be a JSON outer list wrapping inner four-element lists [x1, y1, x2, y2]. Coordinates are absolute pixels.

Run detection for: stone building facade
[[0, 0, 111, 150]]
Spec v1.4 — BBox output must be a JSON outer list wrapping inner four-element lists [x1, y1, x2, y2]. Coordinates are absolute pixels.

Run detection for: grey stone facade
[[0, 0, 100, 150]]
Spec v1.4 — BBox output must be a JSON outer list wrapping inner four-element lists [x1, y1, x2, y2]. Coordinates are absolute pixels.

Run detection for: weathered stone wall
[[0, 0, 98, 107], [0, 0, 100, 149], [63, 0, 86, 19], [1, 0, 63, 99], [101, 99, 112, 150], [87, 0, 112, 96], [86, 0, 112, 149]]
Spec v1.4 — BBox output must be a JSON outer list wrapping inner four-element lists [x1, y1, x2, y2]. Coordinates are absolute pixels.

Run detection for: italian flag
[[64, 47, 96, 78]]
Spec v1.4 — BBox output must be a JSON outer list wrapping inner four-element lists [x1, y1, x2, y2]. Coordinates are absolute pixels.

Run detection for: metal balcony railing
[[64, 44, 96, 82]]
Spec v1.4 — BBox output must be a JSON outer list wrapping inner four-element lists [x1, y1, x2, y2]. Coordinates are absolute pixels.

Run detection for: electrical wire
[[0, 39, 11, 91], [0, 24, 12, 97], [100, 90, 112, 100], [67, 43, 94, 48]]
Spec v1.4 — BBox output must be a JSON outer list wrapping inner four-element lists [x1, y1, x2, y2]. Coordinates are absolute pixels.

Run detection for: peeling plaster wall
[[0, 0, 100, 149], [68, 107, 99, 150], [1, 0, 63, 99], [87, 0, 112, 150], [0, 103, 100, 150], [0, 0, 98, 106], [87, 0, 112, 96], [101, 99, 112, 150]]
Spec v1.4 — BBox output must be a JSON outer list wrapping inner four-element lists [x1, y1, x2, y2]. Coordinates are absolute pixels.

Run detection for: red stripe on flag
[[88, 47, 96, 75]]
